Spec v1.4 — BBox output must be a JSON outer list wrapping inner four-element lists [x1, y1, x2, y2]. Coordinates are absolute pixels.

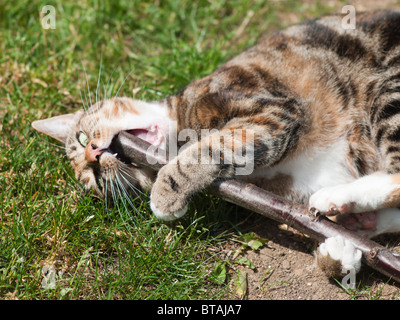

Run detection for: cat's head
[[32, 97, 171, 198]]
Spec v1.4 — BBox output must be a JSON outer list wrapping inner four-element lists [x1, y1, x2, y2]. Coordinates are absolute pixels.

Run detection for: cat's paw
[[149, 165, 189, 221], [309, 174, 395, 216], [309, 184, 355, 216], [335, 211, 377, 234], [316, 236, 362, 278], [150, 199, 188, 221]]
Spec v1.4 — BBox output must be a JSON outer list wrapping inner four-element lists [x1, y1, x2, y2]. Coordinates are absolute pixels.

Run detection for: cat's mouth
[[126, 124, 164, 146], [108, 129, 153, 167], [113, 146, 136, 167], [94, 126, 164, 169]]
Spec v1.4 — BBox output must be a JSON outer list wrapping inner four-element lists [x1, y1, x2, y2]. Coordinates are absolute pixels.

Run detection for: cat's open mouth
[[114, 148, 136, 167], [109, 125, 163, 165], [109, 130, 152, 167], [126, 124, 163, 146]]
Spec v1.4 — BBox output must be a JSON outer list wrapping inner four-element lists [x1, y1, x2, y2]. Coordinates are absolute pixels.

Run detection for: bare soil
[[220, 212, 400, 300]]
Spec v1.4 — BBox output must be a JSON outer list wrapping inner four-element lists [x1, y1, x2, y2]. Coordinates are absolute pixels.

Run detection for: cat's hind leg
[[337, 207, 400, 238], [310, 68, 400, 230], [309, 171, 400, 217]]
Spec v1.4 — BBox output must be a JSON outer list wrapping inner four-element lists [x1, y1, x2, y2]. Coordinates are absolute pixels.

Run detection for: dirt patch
[[220, 213, 400, 300]]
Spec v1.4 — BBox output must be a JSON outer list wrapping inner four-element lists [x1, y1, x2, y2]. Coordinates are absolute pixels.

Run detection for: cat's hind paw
[[316, 236, 362, 278], [309, 184, 355, 216]]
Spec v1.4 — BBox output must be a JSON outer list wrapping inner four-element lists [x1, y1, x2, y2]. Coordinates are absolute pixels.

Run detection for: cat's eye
[[77, 131, 88, 147]]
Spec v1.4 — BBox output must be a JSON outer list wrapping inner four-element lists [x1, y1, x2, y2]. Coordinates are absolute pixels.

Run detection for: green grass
[[1, 0, 338, 300]]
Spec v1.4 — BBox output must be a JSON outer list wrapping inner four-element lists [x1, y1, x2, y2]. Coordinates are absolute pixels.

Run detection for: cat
[[33, 10, 400, 279]]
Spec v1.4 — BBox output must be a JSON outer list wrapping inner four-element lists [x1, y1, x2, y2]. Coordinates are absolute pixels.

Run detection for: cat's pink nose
[[85, 144, 104, 162]]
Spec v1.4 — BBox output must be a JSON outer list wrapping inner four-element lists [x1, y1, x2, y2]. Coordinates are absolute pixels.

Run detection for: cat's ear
[[32, 110, 84, 143]]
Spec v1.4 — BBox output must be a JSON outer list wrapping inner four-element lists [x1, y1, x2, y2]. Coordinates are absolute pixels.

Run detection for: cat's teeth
[[113, 153, 118, 157]]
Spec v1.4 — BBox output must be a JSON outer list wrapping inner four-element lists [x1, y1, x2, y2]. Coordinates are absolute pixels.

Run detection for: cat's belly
[[242, 138, 356, 204]]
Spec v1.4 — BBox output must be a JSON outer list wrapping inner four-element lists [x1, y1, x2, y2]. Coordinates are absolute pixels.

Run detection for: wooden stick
[[112, 131, 400, 283]]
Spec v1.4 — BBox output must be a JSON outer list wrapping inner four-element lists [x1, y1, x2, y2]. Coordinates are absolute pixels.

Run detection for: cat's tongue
[[127, 128, 160, 145]]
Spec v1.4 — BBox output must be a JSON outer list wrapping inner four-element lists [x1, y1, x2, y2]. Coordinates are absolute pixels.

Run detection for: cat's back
[[227, 9, 400, 96], [224, 10, 400, 143], [173, 10, 400, 152], [239, 9, 400, 67]]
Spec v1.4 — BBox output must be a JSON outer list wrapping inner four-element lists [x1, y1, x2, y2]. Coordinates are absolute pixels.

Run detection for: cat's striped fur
[[33, 10, 400, 278]]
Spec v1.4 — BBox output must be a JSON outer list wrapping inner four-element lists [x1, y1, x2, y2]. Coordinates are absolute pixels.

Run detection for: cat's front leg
[[149, 123, 261, 220], [149, 129, 239, 221], [150, 99, 304, 221], [150, 159, 221, 221]]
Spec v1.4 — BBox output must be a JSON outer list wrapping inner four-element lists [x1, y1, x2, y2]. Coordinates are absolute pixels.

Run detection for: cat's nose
[[85, 143, 104, 162]]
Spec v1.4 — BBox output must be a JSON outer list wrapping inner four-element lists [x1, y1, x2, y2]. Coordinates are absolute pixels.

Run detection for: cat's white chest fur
[[251, 138, 355, 199]]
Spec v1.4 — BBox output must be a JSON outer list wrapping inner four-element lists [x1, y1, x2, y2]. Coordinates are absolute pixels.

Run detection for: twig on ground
[[112, 131, 400, 283]]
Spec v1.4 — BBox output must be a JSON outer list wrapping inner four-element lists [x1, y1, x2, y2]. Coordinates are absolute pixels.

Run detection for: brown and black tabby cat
[[33, 10, 400, 278]]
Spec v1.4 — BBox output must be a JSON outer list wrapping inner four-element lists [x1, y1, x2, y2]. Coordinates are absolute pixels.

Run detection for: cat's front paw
[[316, 236, 362, 278], [149, 166, 189, 221], [150, 198, 188, 221]]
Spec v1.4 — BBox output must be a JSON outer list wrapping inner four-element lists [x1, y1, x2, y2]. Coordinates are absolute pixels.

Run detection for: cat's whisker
[[95, 53, 103, 107], [80, 65, 92, 108], [79, 90, 89, 113], [111, 169, 142, 231], [80, 82, 101, 133], [102, 78, 108, 103], [113, 168, 143, 219], [47, 141, 67, 150], [117, 169, 141, 197], [108, 171, 118, 205], [114, 69, 134, 98], [84, 67, 93, 108], [103, 64, 119, 99], [80, 92, 97, 130], [82, 66, 104, 132], [104, 174, 111, 216], [34, 134, 66, 150], [108, 172, 128, 225], [80, 71, 102, 132], [118, 167, 147, 197], [116, 169, 144, 204]]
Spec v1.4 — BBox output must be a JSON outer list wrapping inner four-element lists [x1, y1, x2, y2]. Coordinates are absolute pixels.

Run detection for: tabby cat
[[33, 10, 400, 278]]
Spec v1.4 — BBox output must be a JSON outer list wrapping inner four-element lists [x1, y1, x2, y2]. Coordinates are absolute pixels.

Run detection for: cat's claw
[[309, 185, 357, 216]]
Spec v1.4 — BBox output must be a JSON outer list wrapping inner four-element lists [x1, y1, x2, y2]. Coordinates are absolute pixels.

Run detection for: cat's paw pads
[[336, 211, 377, 234], [309, 185, 355, 215], [150, 198, 188, 221], [317, 236, 362, 278]]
